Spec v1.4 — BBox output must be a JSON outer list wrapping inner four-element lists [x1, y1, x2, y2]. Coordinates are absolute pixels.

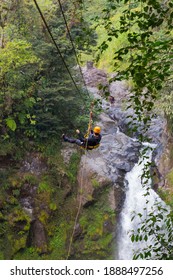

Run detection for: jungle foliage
[[1, 0, 173, 260], [0, 0, 94, 155], [0, 0, 97, 260], [93, 0, 173, 260]]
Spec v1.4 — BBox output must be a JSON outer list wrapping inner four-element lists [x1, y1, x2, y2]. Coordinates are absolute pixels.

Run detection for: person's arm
[[76, 129, 85, 141]]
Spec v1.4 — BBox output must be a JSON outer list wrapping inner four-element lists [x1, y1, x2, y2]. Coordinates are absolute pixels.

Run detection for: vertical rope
[[66, 105, 94, 259], [66, 149, 87, 259]]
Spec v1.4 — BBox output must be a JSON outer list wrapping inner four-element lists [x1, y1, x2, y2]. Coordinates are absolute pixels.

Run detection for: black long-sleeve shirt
[[78, 130, 102, 147]]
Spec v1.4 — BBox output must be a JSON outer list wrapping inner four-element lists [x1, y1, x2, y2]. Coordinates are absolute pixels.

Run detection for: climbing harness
[[85, 143, 100, 150]]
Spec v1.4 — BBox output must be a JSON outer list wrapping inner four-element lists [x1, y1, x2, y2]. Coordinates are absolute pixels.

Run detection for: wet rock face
[[20, 153, 47, 175], [28, 220, 48, 253], [19, 153, 47, 218], [82, 63, 108, 87], [20, 183, 37, 219], [77, 128, 141, 212], [19, 153, 49, 253], [77, 66, 167, 213]]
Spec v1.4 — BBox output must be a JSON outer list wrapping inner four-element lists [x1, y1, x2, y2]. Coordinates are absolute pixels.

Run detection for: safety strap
[[80, 143, 100, 150], [88, 144, 100, 149]]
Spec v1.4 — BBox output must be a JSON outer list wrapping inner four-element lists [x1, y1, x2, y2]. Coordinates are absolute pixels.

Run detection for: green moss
[[48, 196, 79, 259], [0, 211, 5, 221], [0, 134, 115, 260], [80, 210, 104, 238], [12, 189, 20, 197], [14, 247, 42, 260], [13, 235, 27, 252], [44, 140, 66, 171], [7, 195, 18, 205], [98, 232, 113, 248], [22, 173, 38, 185], [74, 188, 116, 259], [67, 152, 81, 184], [158, 186, 173, 210], [38, 181, 50, 193], [161, 168, 173, 210], [9, 176, 22, 188], [80, 232, 113, 259], [91, 178, 100, 188], [0, 140, 16, 156], [0, 222, 6, 236], [0, 251, 4, 260], [167, 169, 173, 185], [38, 210, 49, 225], [49, 202, 57, 211], [0, 169, 13, 191], [49, 222, 68, 259]]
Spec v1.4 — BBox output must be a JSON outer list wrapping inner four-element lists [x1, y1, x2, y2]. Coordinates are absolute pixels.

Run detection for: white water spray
[[117, 143, 169, 259]]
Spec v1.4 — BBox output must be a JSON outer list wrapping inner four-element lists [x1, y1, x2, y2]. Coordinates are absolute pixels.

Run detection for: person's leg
[[62, 135, 76, 143], [75, 139, 83, 146], [62, 135, 83, 146]]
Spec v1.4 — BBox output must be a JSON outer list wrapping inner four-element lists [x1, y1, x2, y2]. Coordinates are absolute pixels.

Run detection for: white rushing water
[[117, 143, 169, 260]]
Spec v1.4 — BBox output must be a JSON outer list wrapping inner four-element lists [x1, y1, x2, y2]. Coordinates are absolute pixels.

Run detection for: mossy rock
[[13, 235, 28, 253], [91, 178, 100, 188], [21, 173, 39, 185], [8, 174, 23, 189], [158, 168, 173, 210], [167, 168, 173, 186], [66, 152, 81, 184], [14, 247, 42, 260], [49, 222, 69, 259], [0, 222, 6, 236], [70, 188, 116, 260], [8, 208, 31, 230], [0, 251, 4, 260]]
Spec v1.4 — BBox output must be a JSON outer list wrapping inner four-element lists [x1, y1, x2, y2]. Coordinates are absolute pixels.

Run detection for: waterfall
[[117, 143, 169, 260]]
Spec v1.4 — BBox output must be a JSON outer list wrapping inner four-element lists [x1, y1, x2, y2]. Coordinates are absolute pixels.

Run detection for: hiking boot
[[62, 134, 68, 141]]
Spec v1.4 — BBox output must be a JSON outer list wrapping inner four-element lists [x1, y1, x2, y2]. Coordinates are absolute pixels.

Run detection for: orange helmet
[[93, 126, 101, 134]]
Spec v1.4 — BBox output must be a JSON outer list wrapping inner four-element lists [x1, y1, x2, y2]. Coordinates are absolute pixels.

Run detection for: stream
[[117, 143, 169, 259]]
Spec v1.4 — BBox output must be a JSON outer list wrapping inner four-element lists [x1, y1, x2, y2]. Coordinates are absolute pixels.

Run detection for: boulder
[[28, 220, 48, 254], [82, 63, 108, 88]]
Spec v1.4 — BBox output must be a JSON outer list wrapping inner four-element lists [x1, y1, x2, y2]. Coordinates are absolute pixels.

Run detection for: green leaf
[[6, 118, 17, 131], [131, 234, 135, 242], [144, 235, 148, 241]]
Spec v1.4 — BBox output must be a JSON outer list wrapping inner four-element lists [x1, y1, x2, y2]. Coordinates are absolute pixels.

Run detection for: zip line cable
[[32, 0, 85, 102], [57, 0, 90, 97]]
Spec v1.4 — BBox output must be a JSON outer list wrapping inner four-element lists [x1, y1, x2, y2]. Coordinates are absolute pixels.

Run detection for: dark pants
[[64, 136, 84, 146]]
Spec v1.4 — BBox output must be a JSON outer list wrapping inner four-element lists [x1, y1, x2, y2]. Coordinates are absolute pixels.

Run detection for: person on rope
[[62, 126, 102, 150]]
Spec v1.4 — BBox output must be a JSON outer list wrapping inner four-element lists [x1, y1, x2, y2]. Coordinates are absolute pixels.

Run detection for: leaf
[[131, 234, 135, 242], [144, 235, 148, 241], [135, 235, 139, 242], [6, 118, 17, 131], [18, 113, 26, 124]]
